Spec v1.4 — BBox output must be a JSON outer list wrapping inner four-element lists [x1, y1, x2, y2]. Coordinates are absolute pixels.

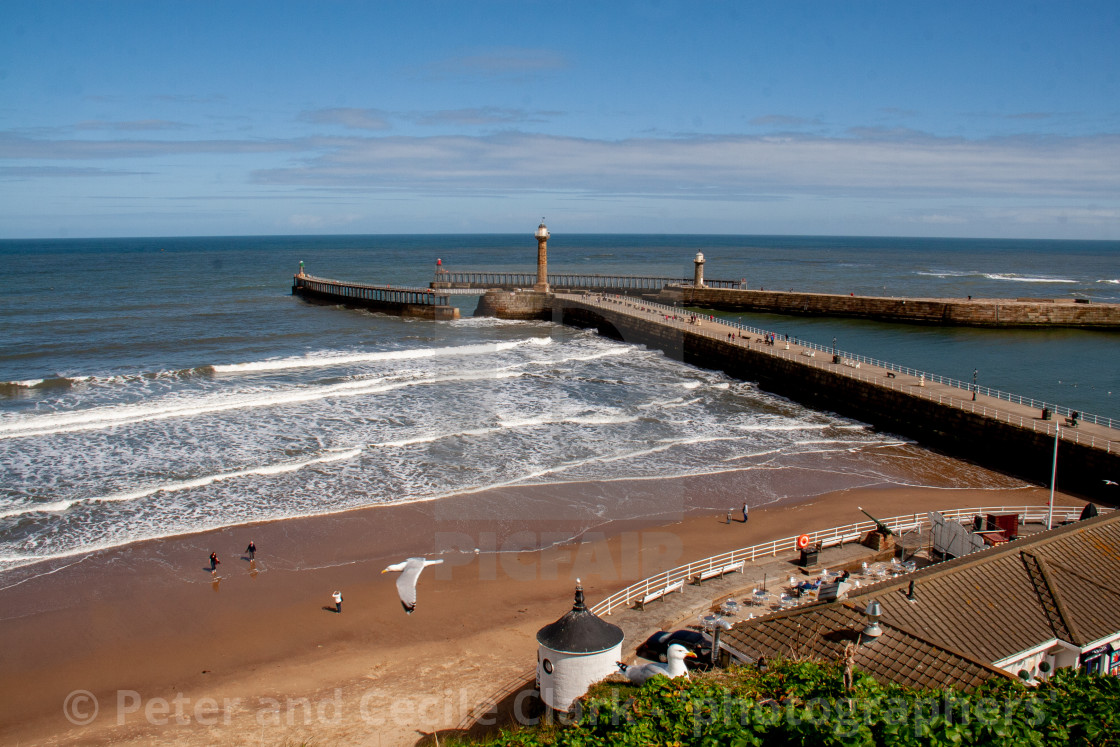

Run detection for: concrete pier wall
[[473, 290, 552, 319], [553, 299, 1119, 502], [661, 287, 1120, 328], [293, 276, 460, 321]]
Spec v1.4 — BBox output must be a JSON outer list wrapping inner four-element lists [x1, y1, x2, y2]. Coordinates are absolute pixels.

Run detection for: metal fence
[[295, 274, 451, 306], [589, 504, 1102, 617]]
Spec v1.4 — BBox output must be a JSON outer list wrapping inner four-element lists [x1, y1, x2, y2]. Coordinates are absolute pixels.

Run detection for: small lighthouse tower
[[693, 251, 706, 288], [535, 579, 623, 713], [534, 219, 551, 292]]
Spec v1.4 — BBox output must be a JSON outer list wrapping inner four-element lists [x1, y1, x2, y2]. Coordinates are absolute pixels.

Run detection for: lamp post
[[972, 369, 978, 401], [1047, 424, 1060, 530], [832, 337, 837, 363]]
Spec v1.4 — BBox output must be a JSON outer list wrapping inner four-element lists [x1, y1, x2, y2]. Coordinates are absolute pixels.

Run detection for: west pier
[[292, 272, 460, 321]]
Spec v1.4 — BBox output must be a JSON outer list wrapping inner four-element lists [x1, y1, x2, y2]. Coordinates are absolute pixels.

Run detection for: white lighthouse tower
[[693, 251, 706, 288], [535, 580, 624, 713]]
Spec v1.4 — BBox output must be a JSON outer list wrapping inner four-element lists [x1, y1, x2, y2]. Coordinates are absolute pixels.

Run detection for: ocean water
[[0, 234, 1116, 572]]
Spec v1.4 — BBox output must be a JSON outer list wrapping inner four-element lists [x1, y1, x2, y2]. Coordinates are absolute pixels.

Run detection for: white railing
[[560, 294, 1119, 451], [588, 505, 1102, 617]]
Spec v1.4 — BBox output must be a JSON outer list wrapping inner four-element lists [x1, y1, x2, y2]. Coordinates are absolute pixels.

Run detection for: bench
[[886, 372, 896, 378], [691, 561, 745, 586], [634, 579, 684, 610], [842, 359, 861, 369], [801, 350, 815, 358]]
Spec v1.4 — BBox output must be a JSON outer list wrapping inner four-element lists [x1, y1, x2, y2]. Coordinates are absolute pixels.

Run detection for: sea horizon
[[4, 230, 1120, 244]]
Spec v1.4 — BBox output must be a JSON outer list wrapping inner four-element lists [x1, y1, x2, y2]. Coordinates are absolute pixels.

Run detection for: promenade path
[[554, 292, 1120, 454]]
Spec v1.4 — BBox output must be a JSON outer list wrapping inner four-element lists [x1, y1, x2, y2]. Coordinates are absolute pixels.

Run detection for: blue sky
[[1, 1, 1118, 239]]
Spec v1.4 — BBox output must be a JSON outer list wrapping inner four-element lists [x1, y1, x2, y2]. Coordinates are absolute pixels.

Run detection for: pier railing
[[569, 294, 1119, 443], [432, 271, 743, 291], [589, 505, 1105, 617], [295, 274, 452, 306]]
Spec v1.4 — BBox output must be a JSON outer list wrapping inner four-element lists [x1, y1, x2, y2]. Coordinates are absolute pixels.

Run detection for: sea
[[1, 234, 1117, 574]]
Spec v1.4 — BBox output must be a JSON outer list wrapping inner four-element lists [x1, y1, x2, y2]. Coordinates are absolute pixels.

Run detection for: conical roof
[[536, 581, 624, 654]]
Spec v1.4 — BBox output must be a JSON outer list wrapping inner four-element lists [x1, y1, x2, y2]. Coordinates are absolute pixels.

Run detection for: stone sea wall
[[661, 288, 1120, 328]]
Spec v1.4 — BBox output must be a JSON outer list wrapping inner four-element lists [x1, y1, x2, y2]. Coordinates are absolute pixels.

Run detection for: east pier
[[660, 286, 1120, 328]]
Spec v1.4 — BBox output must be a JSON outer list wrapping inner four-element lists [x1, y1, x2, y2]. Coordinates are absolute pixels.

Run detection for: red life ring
[[796, 534, 811, 550]]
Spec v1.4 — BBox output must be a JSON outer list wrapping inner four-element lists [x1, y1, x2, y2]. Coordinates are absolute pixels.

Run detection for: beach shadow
[[414, 674, 539, 746], [321, 606, 340, 614]]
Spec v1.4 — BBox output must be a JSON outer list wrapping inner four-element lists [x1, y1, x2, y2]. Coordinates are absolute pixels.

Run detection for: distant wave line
[[0, 369, 525, 440], [915, 270, 1080, 284], [1, 340, 551, 393], [211, 338, 550, 374], [984, 273, 1077, 284], [0, 448, 364, 520]]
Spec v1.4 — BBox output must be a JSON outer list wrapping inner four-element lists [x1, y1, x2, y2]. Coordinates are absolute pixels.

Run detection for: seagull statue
[[382, 557, 443, 614], [617, 642, 696, 685]]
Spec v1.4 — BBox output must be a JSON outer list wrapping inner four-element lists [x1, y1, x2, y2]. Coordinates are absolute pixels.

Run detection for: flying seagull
[[617, 643, 696, 685], [1104, 480, 1118, 486], [382, 557, 443, 614]]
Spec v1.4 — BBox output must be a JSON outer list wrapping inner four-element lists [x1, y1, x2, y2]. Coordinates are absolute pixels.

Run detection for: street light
[[972, 369, 978, 401], [1047, 424, 1060, 529]]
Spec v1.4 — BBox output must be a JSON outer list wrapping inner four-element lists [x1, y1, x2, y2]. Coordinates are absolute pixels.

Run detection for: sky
[[1, 1, 1118, 239]]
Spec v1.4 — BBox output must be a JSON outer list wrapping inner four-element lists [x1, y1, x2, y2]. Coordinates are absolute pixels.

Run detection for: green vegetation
[[472, 660, 1119, 746]]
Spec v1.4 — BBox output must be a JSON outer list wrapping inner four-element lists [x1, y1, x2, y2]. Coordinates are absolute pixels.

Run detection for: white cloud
[[298, 108, 392, 131], [74, 119, 189, 132], [0, 133, 309, 159], [252, 131, 1120, 201]]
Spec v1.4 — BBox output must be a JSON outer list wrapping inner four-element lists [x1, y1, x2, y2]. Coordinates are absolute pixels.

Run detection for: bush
[[472, 659, 1120, 746]]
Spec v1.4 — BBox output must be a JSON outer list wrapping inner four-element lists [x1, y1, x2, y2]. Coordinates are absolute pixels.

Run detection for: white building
[[536, 581, 624, 712]]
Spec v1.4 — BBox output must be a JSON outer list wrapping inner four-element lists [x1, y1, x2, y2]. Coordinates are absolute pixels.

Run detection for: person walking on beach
[[742, 503, 749, 523], [209, 552, 220, 571], [332, 590, 343, 613], [246, 540, 256, 560]]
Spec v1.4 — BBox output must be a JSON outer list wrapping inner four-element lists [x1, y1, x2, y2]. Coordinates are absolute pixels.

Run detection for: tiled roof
[[846, 511, 1120, 659], [722, 511, 1120, 684], [722, 603, 1005, 690]]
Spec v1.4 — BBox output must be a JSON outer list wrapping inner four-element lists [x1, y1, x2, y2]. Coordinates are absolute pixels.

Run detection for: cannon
[[858, 506, 895, 537]]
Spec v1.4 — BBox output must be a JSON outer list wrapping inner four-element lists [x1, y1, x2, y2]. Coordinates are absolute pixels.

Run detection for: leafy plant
[[468, 658, 1119, 746]]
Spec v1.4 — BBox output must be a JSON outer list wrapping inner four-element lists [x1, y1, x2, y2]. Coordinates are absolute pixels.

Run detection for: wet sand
[[0, 455, 1080, 746]]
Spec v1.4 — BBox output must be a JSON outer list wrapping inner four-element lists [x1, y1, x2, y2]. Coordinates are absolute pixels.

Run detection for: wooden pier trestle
[[293, 274, 460, 321]]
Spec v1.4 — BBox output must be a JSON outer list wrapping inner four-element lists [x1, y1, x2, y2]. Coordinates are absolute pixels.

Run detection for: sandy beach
[[0, 455, 1084, 746]]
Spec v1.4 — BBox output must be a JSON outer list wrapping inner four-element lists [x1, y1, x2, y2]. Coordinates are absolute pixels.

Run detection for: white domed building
[[536, 580, 624, 713]]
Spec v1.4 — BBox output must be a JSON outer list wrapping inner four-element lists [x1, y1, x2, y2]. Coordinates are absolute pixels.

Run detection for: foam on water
[[211, 339, 545, 374], [983, 273, 1076, 283]]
